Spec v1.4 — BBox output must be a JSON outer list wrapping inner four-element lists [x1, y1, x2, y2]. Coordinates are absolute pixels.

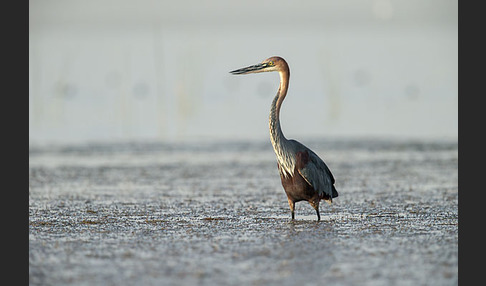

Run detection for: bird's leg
[[310, 200, 321, 221], [287, 198, 295, 220]]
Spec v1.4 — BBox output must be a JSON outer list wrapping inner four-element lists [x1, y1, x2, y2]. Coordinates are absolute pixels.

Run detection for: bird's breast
[[274, 148, 296, 178]]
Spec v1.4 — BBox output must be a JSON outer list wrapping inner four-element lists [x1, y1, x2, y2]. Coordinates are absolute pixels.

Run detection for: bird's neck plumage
[[269, 69, 295, 177]]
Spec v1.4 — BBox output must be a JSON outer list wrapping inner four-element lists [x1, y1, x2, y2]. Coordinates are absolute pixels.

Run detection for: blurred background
[[29, 0, 458, 145]]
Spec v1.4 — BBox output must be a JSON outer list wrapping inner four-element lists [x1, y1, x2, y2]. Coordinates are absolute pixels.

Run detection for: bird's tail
[[332, 185, 338, 198], [323, 186, 338, 205]]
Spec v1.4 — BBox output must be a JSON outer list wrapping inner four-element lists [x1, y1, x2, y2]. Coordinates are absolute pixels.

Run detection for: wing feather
[[297, 149, 336, 199]]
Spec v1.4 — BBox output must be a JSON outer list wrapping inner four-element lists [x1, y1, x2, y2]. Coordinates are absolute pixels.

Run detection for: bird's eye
[[268, 61, 275, 66]]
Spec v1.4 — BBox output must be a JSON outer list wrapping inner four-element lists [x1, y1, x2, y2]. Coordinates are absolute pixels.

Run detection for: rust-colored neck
[[275, 69, 290, 117], [269, 67, 293, 177], [269, 69, 290, 141]]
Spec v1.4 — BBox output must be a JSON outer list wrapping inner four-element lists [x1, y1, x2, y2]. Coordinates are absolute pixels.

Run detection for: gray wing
[[297, 148, 336, 199]]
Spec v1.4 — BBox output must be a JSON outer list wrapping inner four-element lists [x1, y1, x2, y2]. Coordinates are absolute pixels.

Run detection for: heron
[[230, 56, 338, 221]]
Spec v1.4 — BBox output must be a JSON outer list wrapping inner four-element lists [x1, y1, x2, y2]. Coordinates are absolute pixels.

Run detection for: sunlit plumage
[[230, 56, 338, 221]]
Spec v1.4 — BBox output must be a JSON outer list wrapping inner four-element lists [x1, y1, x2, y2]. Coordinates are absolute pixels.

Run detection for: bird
[[230, 56, 338, 221]]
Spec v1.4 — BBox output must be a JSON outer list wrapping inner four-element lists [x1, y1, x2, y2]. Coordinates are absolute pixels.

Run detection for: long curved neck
[[269, 70, 289, 145], [269, 69, 294, 177]]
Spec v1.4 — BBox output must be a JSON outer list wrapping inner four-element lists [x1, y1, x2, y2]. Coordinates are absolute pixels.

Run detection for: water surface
[[29, 138, 458, 285]]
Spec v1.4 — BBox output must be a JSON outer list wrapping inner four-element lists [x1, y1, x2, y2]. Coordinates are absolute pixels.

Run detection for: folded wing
[[297, 149, 337, 200]]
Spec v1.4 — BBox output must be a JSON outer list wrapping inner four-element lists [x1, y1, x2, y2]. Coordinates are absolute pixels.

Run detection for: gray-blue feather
[[290, 140, 337, 200]]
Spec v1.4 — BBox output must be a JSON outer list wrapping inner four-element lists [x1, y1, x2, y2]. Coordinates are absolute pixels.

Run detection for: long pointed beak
[[230, 63, 267, 75]]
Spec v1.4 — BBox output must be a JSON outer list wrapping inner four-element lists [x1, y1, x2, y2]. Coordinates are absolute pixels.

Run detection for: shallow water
[[29, 138, 458, 285]]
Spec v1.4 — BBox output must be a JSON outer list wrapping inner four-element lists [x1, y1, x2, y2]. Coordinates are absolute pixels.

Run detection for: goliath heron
[[230, 56, 338, 221]]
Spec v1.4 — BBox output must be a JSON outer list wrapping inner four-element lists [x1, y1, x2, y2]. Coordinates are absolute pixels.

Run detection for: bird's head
[[230, 56, 288, 75]]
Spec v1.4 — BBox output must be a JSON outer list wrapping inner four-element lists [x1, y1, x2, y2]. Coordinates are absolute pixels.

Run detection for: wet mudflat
[[29, 138, 458, 285]]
